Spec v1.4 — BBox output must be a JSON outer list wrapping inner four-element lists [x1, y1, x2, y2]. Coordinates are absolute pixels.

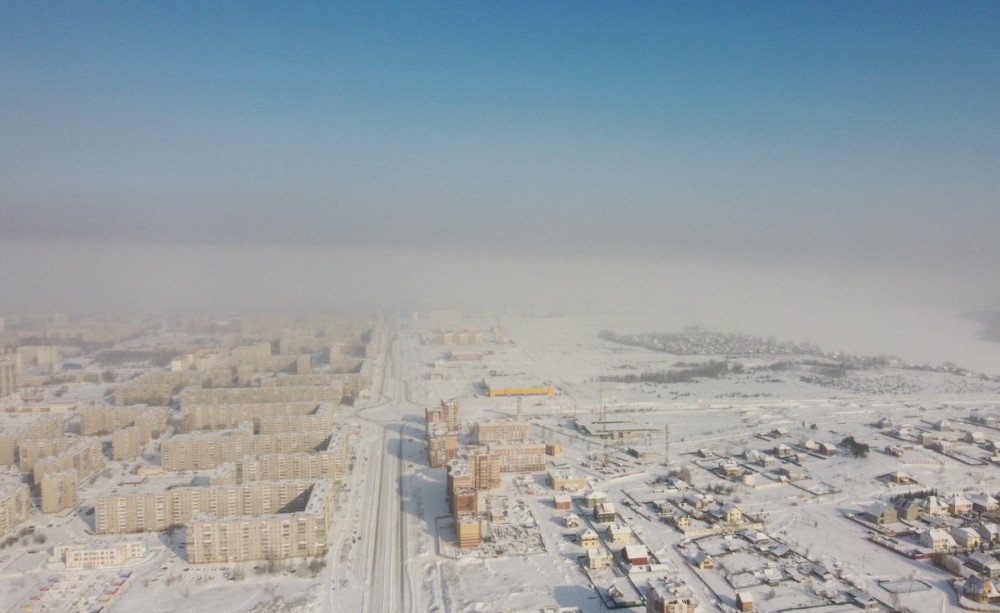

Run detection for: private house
[[948, 494, 973, 516], [977, 523, 1000, 544], [622, 544, 648, 565], [972, 494, 999, 514], [692, 551, 714, 569], [594, 502, 616, 523], [896, 499, 922, 521], [583, 491, 607, 509], [819, 442, 838, 456], [579, 529, 599, 549], [888, 471, 915, 485], [920, 496, 949, 518], [607, 523, 631, 545], [586, 548, 612, 569], [968, 552, 1000, 578], [951, 527, 981, 548], [865, 502, 897, 525], [920, 528, 957, 551]]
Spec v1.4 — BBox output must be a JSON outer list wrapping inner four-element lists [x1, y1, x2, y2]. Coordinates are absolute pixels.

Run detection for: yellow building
[[41, 470, 78, 513], [0, 414, 65, 466], [485, 385, 556, 398], [0, 483, 31, 536], [475, 421, 529, 443], [186, 480, 334, 563], [455, 513, 481, 550]]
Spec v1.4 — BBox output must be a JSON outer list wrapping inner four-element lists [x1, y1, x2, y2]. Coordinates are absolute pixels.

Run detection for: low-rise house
[[920, 496, 949, 518], [888, 471, 914, 485], [564, 513, 582, 528], [692, 551, 714, 569], [972, 494, 999, 514], [948, 494, 973, 515], [622, 544, 648, 565], [977, 523, 1000, 544], [718, 459, 741, 477], [583, 491, 607, 509], [920, 528, 957, 550], [964, 575, 1000, 603], [579, 529, 599, 549], [966, 431, 987, 445], [553, 495, 572, 510], [866, 502, 897, 525], [819, 442, 838, 456], [736, 591, 754, 612], [968, 552, 1000, 578], [774, 443, 793, 458], [607, 523, 631, 545], [586, 548, 611, 569], [933, 439, 955, 454], [849, 590, 879, 611], [951, 527, 981, 548], [716, 503, 744, 524], [594, 502, 616, 523], [896, 498, 922, 521]]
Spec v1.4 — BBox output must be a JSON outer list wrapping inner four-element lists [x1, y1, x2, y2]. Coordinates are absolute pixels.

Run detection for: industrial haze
[[2, 3, 1000, 612]]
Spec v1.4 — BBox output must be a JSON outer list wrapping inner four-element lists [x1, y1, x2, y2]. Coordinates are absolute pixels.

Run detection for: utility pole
[[664, 424, 670, 465]]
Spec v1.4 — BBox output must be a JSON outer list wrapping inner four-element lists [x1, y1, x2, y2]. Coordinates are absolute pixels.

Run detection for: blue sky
[[1, 2, 999, 327]]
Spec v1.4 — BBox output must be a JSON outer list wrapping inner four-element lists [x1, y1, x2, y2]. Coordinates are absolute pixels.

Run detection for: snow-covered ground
[[4, 308, 1000, 612]]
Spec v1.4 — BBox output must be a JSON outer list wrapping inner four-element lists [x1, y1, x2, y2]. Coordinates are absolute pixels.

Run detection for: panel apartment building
[[160, 428, 330, 471], [186, 480, 334, 563], [0, 483, 31, 536], [0, 414, 64, 466], [180, 385, 343, 408]]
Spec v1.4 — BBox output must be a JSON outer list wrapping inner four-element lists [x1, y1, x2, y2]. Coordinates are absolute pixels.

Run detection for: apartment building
[[181, 401, 318, 431], [116, 383, 172, 407], [259, 374, 339, 387], [17, 438, 74, 473], [33, 438, 103, 485], [484, 442, 546, 473], [144, 369, 234, 389], [81, 405, 169, 436], [257, 404, 334, 435], [0, 355, 17, 399], [0, 483, 31, 536], [160, 430, 329, 471], [40, 469, 78, 513], [180, 385, 342, 408], [425, 398, 460, 434], [94, 480, 320, 534], [186, 480, 334, 563], [0, 414, 64, 465], [232, 432, 348, 483], [112, 407, 169, 462], [475, 421, 529, 444], [428, 431, 459, 468], [455, 512, 481, 549]]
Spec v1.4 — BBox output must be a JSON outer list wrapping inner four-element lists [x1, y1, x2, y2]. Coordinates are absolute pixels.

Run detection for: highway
[[356, 320, 413, 613]]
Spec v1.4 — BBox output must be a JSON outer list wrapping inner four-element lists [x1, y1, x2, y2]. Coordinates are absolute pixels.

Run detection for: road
[[355, 320, 414, 613]]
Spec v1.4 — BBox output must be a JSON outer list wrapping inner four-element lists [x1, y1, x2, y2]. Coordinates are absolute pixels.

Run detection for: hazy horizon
[[2, 2, 999, 371]]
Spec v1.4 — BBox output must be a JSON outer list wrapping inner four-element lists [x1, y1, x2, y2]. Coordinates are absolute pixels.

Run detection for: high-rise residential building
[[0, 355, 17, 399]]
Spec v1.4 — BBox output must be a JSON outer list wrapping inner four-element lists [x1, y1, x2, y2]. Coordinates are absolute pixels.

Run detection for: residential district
[[2, 310, 1000, 612]]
